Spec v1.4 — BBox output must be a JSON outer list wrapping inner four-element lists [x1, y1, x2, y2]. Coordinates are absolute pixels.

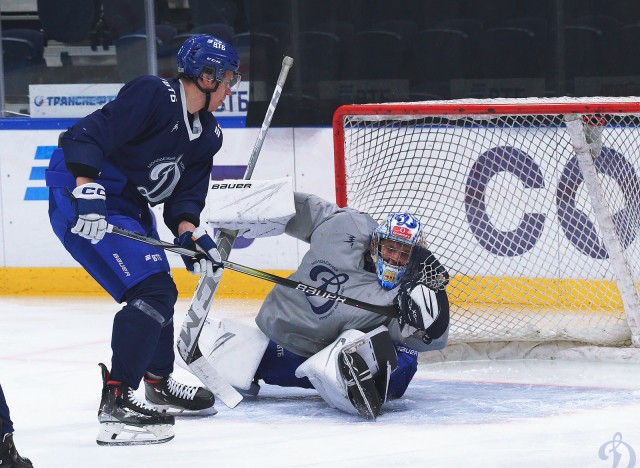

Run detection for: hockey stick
[[106, 223, 398, 318], [175, 56, 294, 408]]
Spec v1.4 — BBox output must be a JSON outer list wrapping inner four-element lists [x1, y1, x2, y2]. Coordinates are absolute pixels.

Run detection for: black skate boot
[[0, 433, 33, 468], [144, 372, 216, 415], [97, 363, 175, 446]]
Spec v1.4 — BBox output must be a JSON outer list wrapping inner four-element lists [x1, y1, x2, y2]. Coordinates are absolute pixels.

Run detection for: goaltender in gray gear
[[204, 191, 449, 419], [255, 192, 448, 357]]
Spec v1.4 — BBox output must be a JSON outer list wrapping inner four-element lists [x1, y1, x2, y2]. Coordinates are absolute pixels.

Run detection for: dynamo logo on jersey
[[306, 264, 349, 315], [137, 155, 184, 203]]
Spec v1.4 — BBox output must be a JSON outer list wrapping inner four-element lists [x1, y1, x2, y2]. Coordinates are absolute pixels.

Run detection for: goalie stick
[[175, 56, 294, 408], [106, 223, 398, 318]]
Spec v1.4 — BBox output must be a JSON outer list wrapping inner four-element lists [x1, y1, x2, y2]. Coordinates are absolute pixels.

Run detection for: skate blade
[[96, 422, 174, 446], [147, 403, 218, 417]]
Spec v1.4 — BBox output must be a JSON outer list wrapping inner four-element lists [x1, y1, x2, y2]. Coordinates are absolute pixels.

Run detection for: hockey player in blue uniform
[[0, 385, 32, 467], [46, 34, 240, 445], [201, 193, 450, 419]]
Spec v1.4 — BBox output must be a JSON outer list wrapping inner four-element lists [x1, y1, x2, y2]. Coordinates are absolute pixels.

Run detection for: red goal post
[[333, 98, 640, 348]]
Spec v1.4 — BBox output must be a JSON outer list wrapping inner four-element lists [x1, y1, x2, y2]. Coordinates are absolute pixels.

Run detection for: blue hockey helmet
[[177, 34, 240, 89], [370, 213, 425, 290]]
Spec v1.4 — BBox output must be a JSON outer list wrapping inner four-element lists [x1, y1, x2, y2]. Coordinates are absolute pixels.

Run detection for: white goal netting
[[334, 98, 640, 347]]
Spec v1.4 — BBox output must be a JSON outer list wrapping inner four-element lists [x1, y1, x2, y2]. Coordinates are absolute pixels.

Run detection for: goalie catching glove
[[395, 281, 449, 343], [175, 226, 223, 281]]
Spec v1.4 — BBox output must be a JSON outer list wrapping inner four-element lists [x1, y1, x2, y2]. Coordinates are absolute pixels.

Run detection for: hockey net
[[333, 97, 640, 348]]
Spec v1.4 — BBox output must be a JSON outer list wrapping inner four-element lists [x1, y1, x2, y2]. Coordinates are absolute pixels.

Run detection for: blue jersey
[[50, 75, 222, 234]]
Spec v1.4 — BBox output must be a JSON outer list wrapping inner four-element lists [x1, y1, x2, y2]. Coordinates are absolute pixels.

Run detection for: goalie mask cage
[[333, 98, 640, 348]]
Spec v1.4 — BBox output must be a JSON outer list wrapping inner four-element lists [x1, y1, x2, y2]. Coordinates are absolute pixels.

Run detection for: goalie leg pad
[[339, 348, 382, 419], [295, 326, 398, 419], [197, 317, 270, 391]]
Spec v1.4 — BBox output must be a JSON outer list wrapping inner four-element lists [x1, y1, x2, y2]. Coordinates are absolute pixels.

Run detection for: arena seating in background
[[438, 18, 485, 40], [370, 20, 418, 49], [252, 21, 290, 51], [189, 0, 239, 28], [565, 15, 624, 78], [562, 25, 605, 78], [413, 28, 477, 81], [102, 0, 145, 38], [231, 32, 280, 83], [114, 34, 150, 81], [4, 0, 639, 115], [481, 26, 546, 79], [2, 29, 47, 97], [347, 30, 406, 80], [310, 21, 352, 42], [37, 0, 100, 43], [190, 23, 235, 42], [102, 0, 170, 38], [296, 31, 341, 82], [501, 16, 549, 41], [569, 14, 624, 36], [409, 28, 472, 100], [115, 25, 176, 82], [613, 23, 640, 76], [126, 24, 177, 48]]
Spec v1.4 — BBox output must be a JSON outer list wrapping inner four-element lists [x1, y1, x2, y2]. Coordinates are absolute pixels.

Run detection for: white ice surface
[[1, 297, 639, 468]]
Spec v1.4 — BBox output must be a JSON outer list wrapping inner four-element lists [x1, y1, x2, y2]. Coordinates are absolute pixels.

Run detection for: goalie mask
[[370, 213, 425, 290]]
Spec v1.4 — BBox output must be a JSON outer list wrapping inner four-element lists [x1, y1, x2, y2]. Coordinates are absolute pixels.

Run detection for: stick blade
[[188, 355, 243, 408]]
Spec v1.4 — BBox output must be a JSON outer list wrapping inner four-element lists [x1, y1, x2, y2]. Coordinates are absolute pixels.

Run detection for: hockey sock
[[144, 372, 164, 381]]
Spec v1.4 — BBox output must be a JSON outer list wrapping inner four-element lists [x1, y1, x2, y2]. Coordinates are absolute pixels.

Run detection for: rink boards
[[0, 119, 635, 313]]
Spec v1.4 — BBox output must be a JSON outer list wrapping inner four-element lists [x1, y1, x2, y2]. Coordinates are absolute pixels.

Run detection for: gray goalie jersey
[[255, 192, 410, 357]]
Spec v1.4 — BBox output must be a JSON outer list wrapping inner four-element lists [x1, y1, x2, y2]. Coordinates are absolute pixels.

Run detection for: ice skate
[[0, 433, 33, 468], [96, 363, 175, 446], [144, 373, 216, 415]]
